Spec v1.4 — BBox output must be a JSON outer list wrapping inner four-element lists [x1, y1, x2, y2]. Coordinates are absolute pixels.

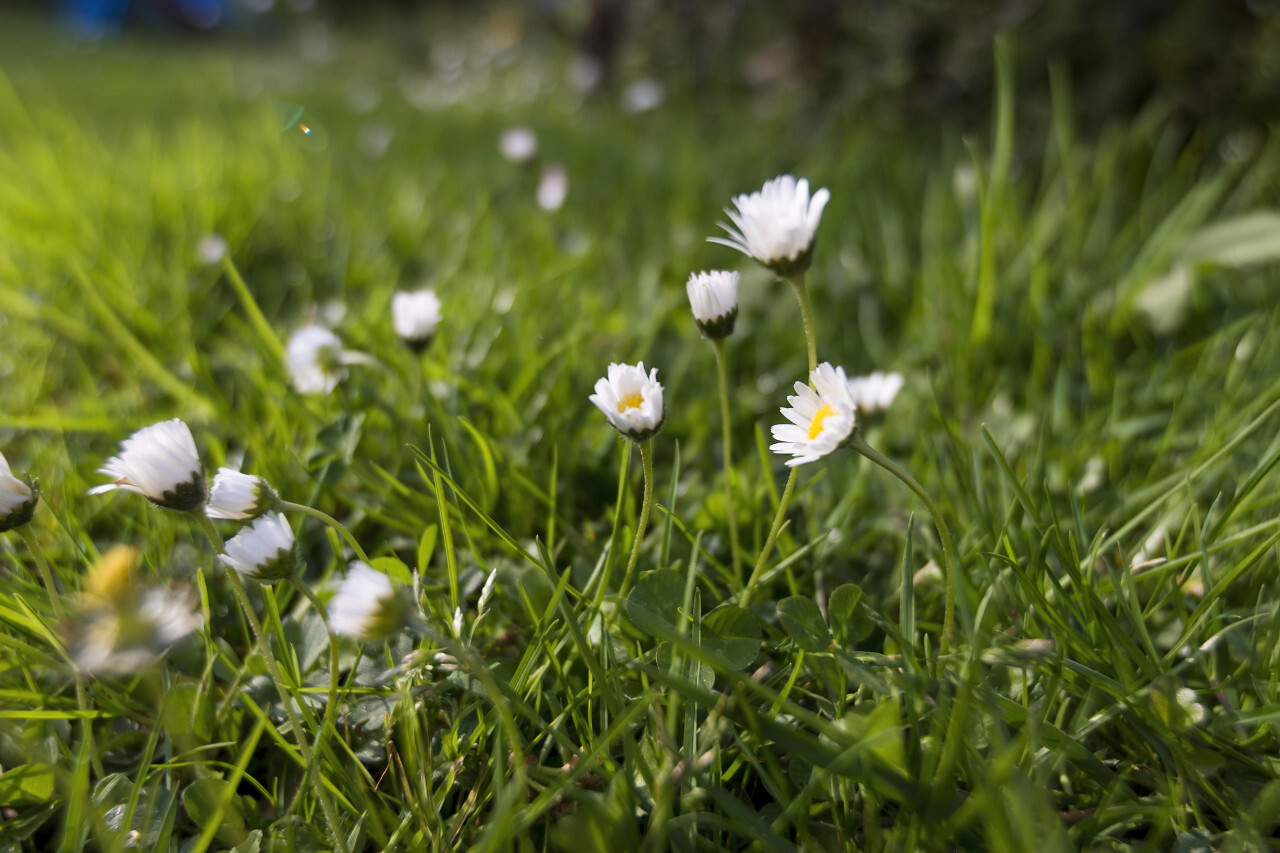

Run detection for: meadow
[[3, 11, 1280, 852]]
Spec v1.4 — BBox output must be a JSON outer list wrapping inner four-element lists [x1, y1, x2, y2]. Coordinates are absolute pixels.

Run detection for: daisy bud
[[88, 419, 207, 512], [588, 362, 665, 442], [709, 174, 830, 278], [218, 512, 297, 584], [207, 468, 279, 520], [391, 289, 443, 353], [0, 451, 38, 533], [686, 270, 739, 339], [845, 371, 904, 415], [769, 362, 858, 467], [330, 561, 412, 642]]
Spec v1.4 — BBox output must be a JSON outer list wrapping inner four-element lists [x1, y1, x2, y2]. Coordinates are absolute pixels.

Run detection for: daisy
[[686, 270, 739, 339], [845, 371, 904, 414], [286, 325, 369, 395], [769, 362, 858, 466], [75, 586, 203, 674], [330, 561, 411, 642], [498, 126, 537, 163], [219, 512, 296, 583], [391, 288, 443, 352], [709, 174, 829, 277], [89, 419, 207, 512], [589, 362, 665, 441], [0, 451, 37, 533], [207, 468, 279, 520]]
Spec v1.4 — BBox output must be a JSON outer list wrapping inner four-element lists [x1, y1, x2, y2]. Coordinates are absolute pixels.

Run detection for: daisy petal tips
[[769, 362, 857, 467], [846, 371, 904, 415], [89, 419, 207, 512], [0, 451, 38, 533], [708, 174, 829, 278], [589, 362, 665, 441], [686, 270, 739, 339]]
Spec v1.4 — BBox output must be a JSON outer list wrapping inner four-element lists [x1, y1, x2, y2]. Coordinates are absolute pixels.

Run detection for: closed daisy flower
[[0, 451, 38, 533], [846, 371, 904, 414], [207, 468, 279, 520], [686, 270, 739, 339], [709, 174, 829, 278], [286, 325, 366, 395], [218, 512, 296, 583], [89, 419, 207, 512], [769, 362, 858, 467], [392, 288, 443, 352], [589, 362, 665, 441], [329, 561, 412, 642]]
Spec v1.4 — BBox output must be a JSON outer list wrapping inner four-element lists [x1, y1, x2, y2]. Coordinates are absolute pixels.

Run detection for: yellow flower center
[[617, 392, 645, 412], [808, 403, 836, 441]]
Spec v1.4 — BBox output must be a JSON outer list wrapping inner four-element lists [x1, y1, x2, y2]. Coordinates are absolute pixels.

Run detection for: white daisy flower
[[537, 164, 568, 211], [75, 586, 203, 674], [686, 270, 739, 339], [589, 362, 665, 441], [498, 126, 538, 163], [709, 174, 830, 277], [330, 561, 411, 642], [391, 289, 443, 352], [207, 468, 279, 520], [89, 419, 207, 512], [769, 362, 858, 467], [845, 371, 904, 414], [0, 451, 38, 533], [219, 512, 296, 583], [285, 325, 369, 395]]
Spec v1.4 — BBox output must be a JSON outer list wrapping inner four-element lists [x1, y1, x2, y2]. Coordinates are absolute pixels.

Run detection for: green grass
[[5, 11, 1280, 852]]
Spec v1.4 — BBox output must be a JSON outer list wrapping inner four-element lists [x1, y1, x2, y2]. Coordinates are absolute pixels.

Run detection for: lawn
[[3, 8, 1280, 851]]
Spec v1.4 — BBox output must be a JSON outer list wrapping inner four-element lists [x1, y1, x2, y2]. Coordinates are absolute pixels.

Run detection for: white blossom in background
[[537, 164, 568, 211], [207, 468, 279, 520], [709, 174, 830, 277], [769, 362, 858, 467], [196, 234, 228, 266], [686, 270, 739, 339], [845, 371, 904, 414], [286, 325, 371, 394], [498, 126, 538, 163], [621, 78, 664, 113], [589, 362, 665, 441], [219, 512, 296, 583], [330, 562, 411, 642], [89, 419, 207, 512], [392, 289, 443, 352], [0, 451, 37, 533]]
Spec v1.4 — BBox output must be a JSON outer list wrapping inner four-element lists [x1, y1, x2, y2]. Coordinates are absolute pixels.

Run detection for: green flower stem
[[289, 573, 342, 815], [195, 513, 347, 853], [787, 273, 818, 375], [17, 525, 65, 619], [278, 500, 370, 564], [848, 432, 958, 647], [617, 439, 655, 601], [711, 340, 742, 582], [740, 468, 798, 608]]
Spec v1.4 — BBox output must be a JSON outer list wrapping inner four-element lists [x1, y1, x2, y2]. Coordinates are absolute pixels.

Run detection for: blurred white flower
[[286, 325, 369, 394], [589, 362, 665, 441], [392, 289, 443, 352], [207, 468, 279, 520], [196, 234, 228, 266], [622, 78, 664, 113], [769, 362, 857, 467], [709, 174, 830, 277], [219, 512, 296, 583], [89, 419, 207, 512], [686, 270, 739, 339], [845, 371, 904, 414], [0, 451, 37, 533], [498, 126, 538, 163], [537, 164, 568, 211], [330, 561, 411, 642]]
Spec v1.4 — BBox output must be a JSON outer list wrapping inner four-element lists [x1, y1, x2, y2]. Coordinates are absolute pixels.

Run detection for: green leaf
[[778, 596, 831, 653], [625, 569, 686, 640], [370, 556, 413, 585], [182, 777, 246, 847], [417, 524, 438, 574], [701, 605, 763, 670], [0, 763, 55, 806], [829, 584, 875, 645]]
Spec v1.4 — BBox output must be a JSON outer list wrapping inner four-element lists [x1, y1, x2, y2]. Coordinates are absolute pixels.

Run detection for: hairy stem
[[787, 273, 818, 375]]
